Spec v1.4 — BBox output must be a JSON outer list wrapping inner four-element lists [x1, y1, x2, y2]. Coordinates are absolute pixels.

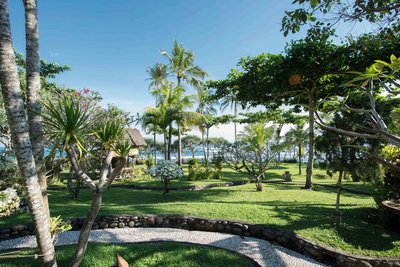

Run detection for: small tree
[[222, 121, 277, 191], [43, 91, 132, 267], [148, 160, 183, 196], [181, 135, 201, 158]]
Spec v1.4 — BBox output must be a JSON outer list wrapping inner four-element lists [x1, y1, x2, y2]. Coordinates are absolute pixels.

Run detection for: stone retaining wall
[[1, 215, 399, 267]]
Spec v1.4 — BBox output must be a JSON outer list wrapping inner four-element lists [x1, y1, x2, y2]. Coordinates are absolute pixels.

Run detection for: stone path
[[0, 228, 327, 267]]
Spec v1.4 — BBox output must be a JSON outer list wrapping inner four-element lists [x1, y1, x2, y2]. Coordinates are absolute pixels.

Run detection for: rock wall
[[1, 215, 399, 267]]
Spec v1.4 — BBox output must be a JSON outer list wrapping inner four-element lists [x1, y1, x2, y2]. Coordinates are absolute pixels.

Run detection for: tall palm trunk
[[167, 125, 172, 160], [206, 127, 210, 170], [153, 131, 157, 163], [305, 91, 315, 190], [176, 77, 183, 165], [234, 101, 237, 143], [201, 130, 206, 163], [178, 123, 182, 165], [0, 1, 56, 266], [23, 0, 49, 217], [298, 142, 302, 175], [163, 129, 168, 160]]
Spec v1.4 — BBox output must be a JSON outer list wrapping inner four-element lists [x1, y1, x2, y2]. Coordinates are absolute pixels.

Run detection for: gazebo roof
[[124, 128, 147, 147]]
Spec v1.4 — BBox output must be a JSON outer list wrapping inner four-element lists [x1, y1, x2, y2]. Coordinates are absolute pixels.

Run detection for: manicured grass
[[0, 242, 255, 267], [3, 164, 398, 257], [264, 163, 372, 194]]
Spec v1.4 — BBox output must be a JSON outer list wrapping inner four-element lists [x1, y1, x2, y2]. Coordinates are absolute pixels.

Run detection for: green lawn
[[264, 163, 372, 194], [3, 164, 398, 257], [0, 242, 255, 267]]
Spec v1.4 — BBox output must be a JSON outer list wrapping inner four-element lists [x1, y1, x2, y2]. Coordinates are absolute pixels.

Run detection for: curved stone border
[[1, 215, 399, 266]]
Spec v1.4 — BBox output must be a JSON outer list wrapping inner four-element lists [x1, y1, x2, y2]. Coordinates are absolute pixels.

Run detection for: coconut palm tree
[[146, 63, 168, 102], [161, 41, 207, 164], [161, 40, 207, 88], [285, 121, 308, 175], [141, 102, 179, 160], [196, 86, 219, 165], [23, 0, 50, 217], [220, 91, 240, 143], [146, 63, 168, 163], [0, 1, 56, 266]]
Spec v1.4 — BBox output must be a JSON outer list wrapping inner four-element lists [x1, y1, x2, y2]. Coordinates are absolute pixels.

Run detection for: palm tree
[[220, 91, 240, 143], [196, 86, 219, 166], [161, 41, 207, 164], [146, 63, 169, 102], [285, 122, 308, 175], [161, 40, 207, 88], [0, 1, 56, 266], [146, 63, 168, 163], [141, 102, 179, 160]]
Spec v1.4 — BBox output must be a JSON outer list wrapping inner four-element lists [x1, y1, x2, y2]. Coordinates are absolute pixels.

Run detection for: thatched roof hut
[[124, 128, 147, 148], [124, 128, 146, 157]]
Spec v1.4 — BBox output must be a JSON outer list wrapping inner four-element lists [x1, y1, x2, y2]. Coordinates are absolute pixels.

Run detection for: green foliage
[[161, 40, 208, 88], [49, 216, 72, 236], [188, 158, 198, 173], [42, 90, 97, 158], [281, 0, 400, 36]]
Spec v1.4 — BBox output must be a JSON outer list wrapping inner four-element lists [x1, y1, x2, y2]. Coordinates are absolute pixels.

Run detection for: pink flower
[[83, 88, 90, 94]]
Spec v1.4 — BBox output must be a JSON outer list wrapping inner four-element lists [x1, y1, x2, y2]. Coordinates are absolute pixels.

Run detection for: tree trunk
[[305, 92, 315, 190], [206, 127, 210, 170], [234, 102, 237, 143], [201, 130, 206, 164], [298, 143, 302, 175], [163, 130, 168, 160], [178, 124, 182, 165], [70, 192, 102, 267], [23, 0, 49, 217], [336, 170, 343, 228], [153, 131, 157, 164], [0, 1, 56, 266], [167, 125, 172, 160]]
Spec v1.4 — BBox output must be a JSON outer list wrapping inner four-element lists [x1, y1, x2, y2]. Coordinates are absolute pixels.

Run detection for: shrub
[[148, 160, 183, 195], [188, 158, 198, 173], [0, 188, 20, 217], [282, 158, 297, 163], [145, 158, 155, 169], [49, 216, 72, 244], [211, 154, 224, 179], [0, 155, 25, 198]]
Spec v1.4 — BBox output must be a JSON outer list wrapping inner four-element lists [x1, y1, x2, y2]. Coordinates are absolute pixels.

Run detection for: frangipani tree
[[43, 91, 132, 267]]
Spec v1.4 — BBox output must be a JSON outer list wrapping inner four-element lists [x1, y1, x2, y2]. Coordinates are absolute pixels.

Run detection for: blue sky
[[8, 1, 372, 141]]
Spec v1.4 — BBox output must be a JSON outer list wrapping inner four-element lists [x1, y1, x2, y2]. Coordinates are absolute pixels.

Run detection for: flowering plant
[[148, 160, 183, 196], [148, 160, 183, 181], [0, 188, 20, 217]]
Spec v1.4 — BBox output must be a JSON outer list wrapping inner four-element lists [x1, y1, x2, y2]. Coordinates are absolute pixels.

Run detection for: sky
[[8, 0, 373, 142]]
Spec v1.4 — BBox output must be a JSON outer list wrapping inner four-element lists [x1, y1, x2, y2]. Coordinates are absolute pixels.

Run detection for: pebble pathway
[[0, 228, 327, 267]]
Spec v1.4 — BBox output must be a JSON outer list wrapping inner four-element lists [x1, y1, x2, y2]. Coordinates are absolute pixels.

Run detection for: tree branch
[[66, 145, 97, 192], [100, 157, 126, 192]]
